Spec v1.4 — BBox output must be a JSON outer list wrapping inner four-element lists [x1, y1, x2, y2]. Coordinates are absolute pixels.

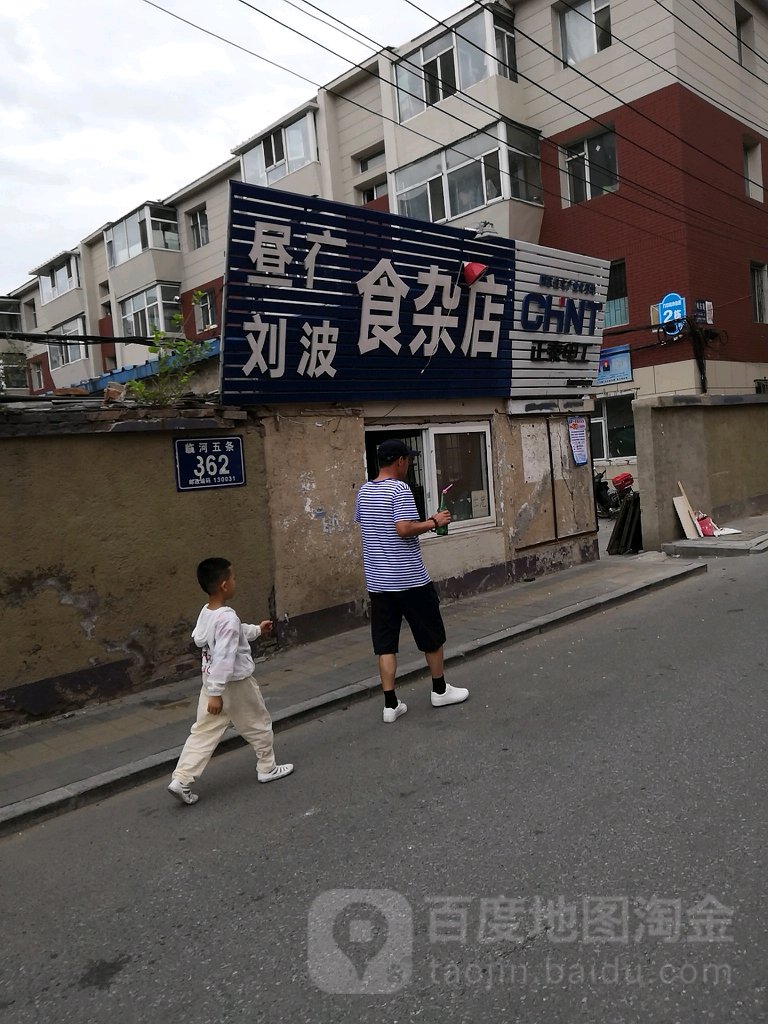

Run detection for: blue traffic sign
[[658, 292, 686, 335]]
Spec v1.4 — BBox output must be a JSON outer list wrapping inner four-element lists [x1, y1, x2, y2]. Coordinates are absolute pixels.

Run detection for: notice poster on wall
[[567, 416, 588, 466]]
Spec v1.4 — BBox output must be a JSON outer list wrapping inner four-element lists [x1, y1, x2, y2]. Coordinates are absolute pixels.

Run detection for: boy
[[168, 557, 293, 805]]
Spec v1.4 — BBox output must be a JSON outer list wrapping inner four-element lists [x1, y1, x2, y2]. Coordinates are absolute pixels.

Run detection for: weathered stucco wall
[[634, 394, 768, 549], [1, 406, 272, 722], [259, 407, 368, 642]]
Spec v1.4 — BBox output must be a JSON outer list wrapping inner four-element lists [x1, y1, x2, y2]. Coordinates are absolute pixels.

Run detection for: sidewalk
[[0, 535, 717, 837]]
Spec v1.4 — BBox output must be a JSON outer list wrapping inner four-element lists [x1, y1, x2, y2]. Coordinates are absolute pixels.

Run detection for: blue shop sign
[[174, 437, 245, 492], [221, 182, 610, 403]]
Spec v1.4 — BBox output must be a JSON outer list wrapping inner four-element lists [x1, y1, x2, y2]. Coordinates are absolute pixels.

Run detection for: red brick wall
[[539, 84, 768, 370], [179, 277, 223, 341]]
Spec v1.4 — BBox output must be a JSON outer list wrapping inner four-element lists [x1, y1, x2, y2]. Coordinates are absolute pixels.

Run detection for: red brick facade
[[539, 84, 768, 372]]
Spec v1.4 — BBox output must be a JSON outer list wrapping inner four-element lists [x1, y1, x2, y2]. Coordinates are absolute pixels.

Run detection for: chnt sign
[[174, 437, 245, 492], [221, 182, 610, 403]]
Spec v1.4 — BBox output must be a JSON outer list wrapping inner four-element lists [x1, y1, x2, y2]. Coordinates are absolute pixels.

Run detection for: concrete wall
[[0, 407, 273, 724], [634, 393, 768, 549]]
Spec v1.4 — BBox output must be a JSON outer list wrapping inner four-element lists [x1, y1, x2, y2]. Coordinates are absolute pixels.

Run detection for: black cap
[[377, 439, 419, 465]]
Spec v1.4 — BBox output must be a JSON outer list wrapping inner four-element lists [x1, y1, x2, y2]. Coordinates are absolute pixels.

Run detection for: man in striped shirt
[[354, 439, 470, 724]]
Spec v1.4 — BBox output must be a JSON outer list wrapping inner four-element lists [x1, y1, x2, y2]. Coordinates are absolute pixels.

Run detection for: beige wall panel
[[0, 424, 272, 706], [110, 250, 182, 301], [261, 410, 366, 621], [36, 289, 85, 332], [509, 418, 556, 547], [177, 178, 235, 288], [550, 416, 594, 537]]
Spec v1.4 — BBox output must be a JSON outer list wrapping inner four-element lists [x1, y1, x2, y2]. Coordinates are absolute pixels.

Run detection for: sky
[[0, 0, 465, 294]]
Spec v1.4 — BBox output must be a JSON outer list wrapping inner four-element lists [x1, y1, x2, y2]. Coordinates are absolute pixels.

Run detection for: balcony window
[[395, 11, 497, 122], [494, 12, 517, 81], [38, 255, 80, 304], [119, 284, 180, 338], [104, 205, 179, 269], [358, 181, 388, 205], [242, 113, 316, 186], [395, 123, 541, 222]]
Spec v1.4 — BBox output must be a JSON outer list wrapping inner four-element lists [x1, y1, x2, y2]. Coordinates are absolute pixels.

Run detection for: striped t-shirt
[[355, 478, 431, 593]]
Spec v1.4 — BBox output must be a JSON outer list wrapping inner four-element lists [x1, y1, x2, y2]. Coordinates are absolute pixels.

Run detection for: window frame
[[194, 289, 217, 332], [364, 422, 497, 534], [565, 130, 618, 203], [750, 262, 768, 322], [241, 113, 317, 186], [395, 9, 512, 123], [560, 0, 612, 67], [394, 122, 541, 222], [743, 140, 763, 202], [47, 315, 87, 369], [119, 283, 181, 339], [104, 205, 179, 269], [38, 255, 80, 305], [590, 395, 637, 461], [189, 206, 210, 249], [604, 259, 629, 328], [358, 180, 389, 205]]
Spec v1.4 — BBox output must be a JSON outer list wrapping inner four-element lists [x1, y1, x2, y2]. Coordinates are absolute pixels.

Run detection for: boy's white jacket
[[192, 605, 262, 696]]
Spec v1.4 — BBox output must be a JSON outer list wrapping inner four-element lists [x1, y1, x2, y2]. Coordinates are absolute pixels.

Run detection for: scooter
[[594, 470, 634, 519]]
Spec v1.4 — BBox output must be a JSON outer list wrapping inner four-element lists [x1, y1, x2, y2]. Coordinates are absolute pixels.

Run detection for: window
[[358, 150, 385, 174], [104, 206, 179, 268], [604, 259, 628, 327], [242, 113, 316, 186], [119, 284, 180, 338], [194, 289, 217, 332], [395, 123, 541, 222], [188, 206, 209, 249], [735, 4, 754, 67], [0, 352, 27, 390], [751, 262, 768, 322], [743, 140, 763, 201], [395, 12, 493, 122], [565, 131, 617, 203], [24, 299, 37, 329], [38, 255, 80, 304], [30, 361, 44, 390], [590, 395, 636, 460], [48, 316, 86, 369], [494, 12, 517, 81], [0, 301, 21, 333], [364, 423, 495, 531], [560, 0, 611, 66], [358, 181, 388, 205]]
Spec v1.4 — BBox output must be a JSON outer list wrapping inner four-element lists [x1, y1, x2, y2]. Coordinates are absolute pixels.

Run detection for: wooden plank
[[673, 496, 699, 539]]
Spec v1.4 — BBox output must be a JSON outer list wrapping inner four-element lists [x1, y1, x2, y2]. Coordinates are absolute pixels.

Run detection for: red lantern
[[462, 261, 489, 286]]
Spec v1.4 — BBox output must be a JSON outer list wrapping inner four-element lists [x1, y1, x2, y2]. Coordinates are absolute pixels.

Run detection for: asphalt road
[[2, 556, 766, 1023]]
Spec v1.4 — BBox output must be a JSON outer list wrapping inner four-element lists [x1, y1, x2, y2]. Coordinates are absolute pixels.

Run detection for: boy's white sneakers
[[258, 762, 294, 783], [383, 699, 408, 724], [431, 683, 469, 708], [168, 779, 199, 805]]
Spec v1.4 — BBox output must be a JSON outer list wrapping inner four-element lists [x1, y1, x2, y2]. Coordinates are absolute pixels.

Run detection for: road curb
[[0, 560, 707, 838]]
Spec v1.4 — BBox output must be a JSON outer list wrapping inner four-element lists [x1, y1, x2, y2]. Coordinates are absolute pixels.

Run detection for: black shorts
[[369, 583, 446, 655]]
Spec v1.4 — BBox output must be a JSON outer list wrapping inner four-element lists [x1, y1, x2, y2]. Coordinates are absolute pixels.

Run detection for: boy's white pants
[[172, 675, 276, 784]]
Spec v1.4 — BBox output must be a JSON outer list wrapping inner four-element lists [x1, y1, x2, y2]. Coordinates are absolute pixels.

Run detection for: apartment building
[[4, 0, 768, 463]]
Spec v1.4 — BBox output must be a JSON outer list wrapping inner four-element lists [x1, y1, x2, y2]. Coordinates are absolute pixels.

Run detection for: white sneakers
[[383, 700, 408, 724], [257, 763, 295, 783], [383, 685, 470, 722], [168, 763, 294, 803], [430, 683, 470, 708], [168, 779, 199, 805]]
